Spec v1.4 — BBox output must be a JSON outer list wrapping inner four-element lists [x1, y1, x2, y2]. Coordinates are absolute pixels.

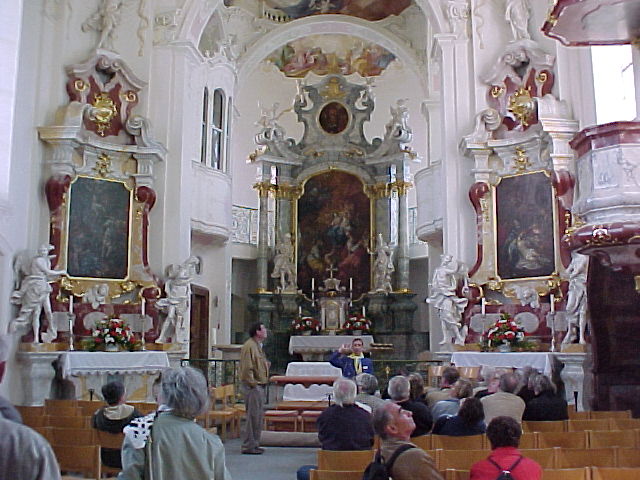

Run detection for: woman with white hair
[[118, 367, 230, 480]]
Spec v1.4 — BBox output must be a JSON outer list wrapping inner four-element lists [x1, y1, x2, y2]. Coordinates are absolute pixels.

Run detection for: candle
[[550, 294, 555, 313], [141, 297, 146, 317], [481, 298, 486, 316], [362, 305, 366, 317], [349, 278, 353, 291], [311, 278, 315, 291], [298, 305, 302, 316], [69, 295, 74, 314]]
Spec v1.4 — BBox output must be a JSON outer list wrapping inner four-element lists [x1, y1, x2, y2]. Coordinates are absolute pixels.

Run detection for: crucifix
[[326, 263, 338, 279]]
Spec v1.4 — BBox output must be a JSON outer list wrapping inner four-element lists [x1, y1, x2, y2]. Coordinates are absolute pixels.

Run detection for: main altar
[[248, 74, 423, 370]]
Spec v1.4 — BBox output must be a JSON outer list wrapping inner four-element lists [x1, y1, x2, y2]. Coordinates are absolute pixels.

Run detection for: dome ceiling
[[225, 0, 413, 21], [267, 35, 396, 78]]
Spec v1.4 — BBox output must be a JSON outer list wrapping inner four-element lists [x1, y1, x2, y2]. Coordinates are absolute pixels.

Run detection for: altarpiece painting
[[297, 171, 370, 296]]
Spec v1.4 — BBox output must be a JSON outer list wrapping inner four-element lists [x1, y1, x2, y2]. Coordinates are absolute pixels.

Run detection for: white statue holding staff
[[156, 256, 200, 344], [504, 0, 531, 41], [562, 252, 589, 345], [11, 244, 66, 343], [371, 234, 394, 293], [271, 233, 297, 293], [427, 254, 470, 346]]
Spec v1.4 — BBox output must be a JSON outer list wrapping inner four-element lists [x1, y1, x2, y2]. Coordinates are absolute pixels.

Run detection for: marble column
[[395, 179, 412, 291], [255, 181, 272, 292]]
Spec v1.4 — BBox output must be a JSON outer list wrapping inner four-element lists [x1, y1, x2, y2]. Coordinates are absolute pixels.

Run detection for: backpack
[[487, 455, 523, 480], [362, 444, 414, 480]]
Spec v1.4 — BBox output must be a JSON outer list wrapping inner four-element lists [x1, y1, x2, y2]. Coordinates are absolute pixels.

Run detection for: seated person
[[329, 337, 373, 378], [388, 375, 433, 437], [515, 366, 537, 404], [408, 373, 428, 405], [432, 397, 486, 436], [474, 368, 501, 399], [355, 373, 385, 413], [297, 377, 374, 480], [522, 374, 568, 421], [432, 378, 473, 420], [470, 416, 542, 480], [426, 367, 459, 408], [92, 380, 141, 468]]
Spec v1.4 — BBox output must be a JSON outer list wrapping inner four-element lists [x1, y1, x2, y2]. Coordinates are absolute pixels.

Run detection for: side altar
[[247, 74, 423, 370]]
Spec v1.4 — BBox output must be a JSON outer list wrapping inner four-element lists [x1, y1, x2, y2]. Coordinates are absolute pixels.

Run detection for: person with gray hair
[[297, 378, 373, 480], [388, 375, 433, 437], [118, 367, 230, 480], [355, 373, 385, 412], [372, 401, 443, 480], [481, 372, 526, 425], [523, 374, 568, 421]]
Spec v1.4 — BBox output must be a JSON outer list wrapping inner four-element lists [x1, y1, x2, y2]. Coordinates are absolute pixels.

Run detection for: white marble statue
[[427, 254, 469, 346], [271, 233, 297, 293], [85, 283, 109, 309], [156, 256, 200, 344], [513, 284, 540, 309], [10, 244, 66, 343], [562, 252, 589, 345], [371, 234, 394, 293], [504, 0, 530, 41], [82, 0, 124, 51]]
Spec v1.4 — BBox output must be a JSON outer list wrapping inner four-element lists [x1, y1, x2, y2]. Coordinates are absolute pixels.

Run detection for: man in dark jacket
[[522, 374, 568, 421]]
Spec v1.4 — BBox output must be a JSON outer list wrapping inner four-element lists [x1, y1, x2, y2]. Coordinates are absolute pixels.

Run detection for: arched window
[[592, 45, 637, 124], [211, 89, 225, 170], [200, 87, 209, 164], [200, 87, 229, 170]]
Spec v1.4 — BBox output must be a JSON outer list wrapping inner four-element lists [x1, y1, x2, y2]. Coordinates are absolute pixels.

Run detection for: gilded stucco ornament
[[89, 93, 118, 136]]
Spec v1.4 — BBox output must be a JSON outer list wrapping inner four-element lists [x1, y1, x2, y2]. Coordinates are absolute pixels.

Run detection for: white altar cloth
[[282, 362, 342, 401], [60, 351, 170, 378], [288, 335, 374, 355], [450, 352, 554, 377]]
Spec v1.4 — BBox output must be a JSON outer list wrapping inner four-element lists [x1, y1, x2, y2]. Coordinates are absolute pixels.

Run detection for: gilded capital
[[390, 180, 413, 196], [253, 181, 277, 197], [365, 183, 390, 199], [276, 183, 302, 200]]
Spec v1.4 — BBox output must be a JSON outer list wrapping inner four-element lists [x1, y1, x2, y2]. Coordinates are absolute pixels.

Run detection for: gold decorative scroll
[[513, 147, 531, 174], [508, 87, 534, 127], [94, 153, 113, 177], [321, 77, 346, 99], [91, 92, 118, 136]]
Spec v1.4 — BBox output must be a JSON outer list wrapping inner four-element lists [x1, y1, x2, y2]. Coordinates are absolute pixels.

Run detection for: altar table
[[60, 351, 170, 402], [450, 351, 554, 377], [288, 335, 374, 360], [274, 362, 342, 401]]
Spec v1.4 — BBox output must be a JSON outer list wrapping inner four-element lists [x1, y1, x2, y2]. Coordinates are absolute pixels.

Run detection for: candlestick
[[68, 314, 74, 351], [69, 295, 74, 314]]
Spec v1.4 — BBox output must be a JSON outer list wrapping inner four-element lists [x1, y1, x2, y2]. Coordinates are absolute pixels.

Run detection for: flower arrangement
[[480, 313, 535, 351], [290, 316, 321, 334], [341, 314, 372, 334], [82, 318, 141, 351]]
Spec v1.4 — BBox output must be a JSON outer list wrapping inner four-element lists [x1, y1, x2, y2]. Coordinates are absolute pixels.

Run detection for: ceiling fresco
[[267, 35, 396, 77], [225, 0, 413, 21]]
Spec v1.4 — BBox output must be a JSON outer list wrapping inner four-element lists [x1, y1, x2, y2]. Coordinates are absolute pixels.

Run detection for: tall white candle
[[550, 294, 555, 313], [481, 298, 486, 316], [69, 295, 74, 314], [298, 305, 302, 316], [141, 297, 146, 317], [362, 305, 366, 317], [349, 278, 353, 291], [311, 278, 315, 291]]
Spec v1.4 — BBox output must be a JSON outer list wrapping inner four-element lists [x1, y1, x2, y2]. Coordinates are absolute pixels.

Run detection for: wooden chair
[[45, 399, 77, 409], [610, 419, 640, 430], [309, 469, 364, 480], [131, 402, 158, 415], [412, 434, 432, 450], [49, 427, 96, 446], [316, 449, 374, 471], [567, 419, 611, 432], [555, 447, 617, 468], [52, 444, 101, 480], [568, 410, 591, 420], [523, 420, 566, 433], [616, 448, 640, 467], [96, 430, 125, 477], [519, 448, 557, 469], [542, 468, 590, 480], [432, 434, 485, 450], [21, 413, 49, 428], [589, 429, 638, 448], [519, 431, 537, 449], [47, 415, 91, 429], [590, 410, 632, 420], [205, 387, 239, 439], [443, 469, 470, 480], [264, 410, 299, 432], [76, 400, 103, 416], [223, 384, 245, 423], [428, 366, 446, 388], [300, 410, 322, 432], [537, 431, 588, 449], [437, 449, 489, 471], [591, 467, 640, 480], [457, 367, 481, 383], [45, 406, 83, 417]]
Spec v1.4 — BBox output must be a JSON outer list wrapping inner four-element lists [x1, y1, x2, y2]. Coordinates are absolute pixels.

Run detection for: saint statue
[[11, 244, 66, 343], [427, 254, 469, 346], [504, 0, 531, 41], [155, 256, 200, 344], [371, 234, 394, 293], [271, 233, 297, 293], [562, 252, 589, 345], [81, 0, 124, 51]]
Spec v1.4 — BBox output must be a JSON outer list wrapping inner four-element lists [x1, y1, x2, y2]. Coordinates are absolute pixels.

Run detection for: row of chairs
[[264, 409, 321, 432], [392, 429, 640, 451], [197, 384, 244, 439], [524, 417, 640, 432], [311, 447, 640, 476]]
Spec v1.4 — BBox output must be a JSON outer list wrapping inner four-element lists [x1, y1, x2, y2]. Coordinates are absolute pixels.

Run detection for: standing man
[[239, 322, 270, 455], [329, 337, 373, 378]]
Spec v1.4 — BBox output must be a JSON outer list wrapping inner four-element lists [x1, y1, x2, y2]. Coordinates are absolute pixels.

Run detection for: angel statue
[[371, 234, 394, 294], [271, 233, 297, 293], [562, 252, 589, 345], [10, 244, 66, 343], [427, 254, 469, 346], [155, 256, 200, 344], [81, 0, 124, 52]]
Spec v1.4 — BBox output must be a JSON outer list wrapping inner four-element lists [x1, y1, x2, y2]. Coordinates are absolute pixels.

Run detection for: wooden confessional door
[[190, 285, 209, 359]]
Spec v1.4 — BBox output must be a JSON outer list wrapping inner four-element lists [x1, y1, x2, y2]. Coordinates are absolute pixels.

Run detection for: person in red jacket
[[470, 416, 542, 480]]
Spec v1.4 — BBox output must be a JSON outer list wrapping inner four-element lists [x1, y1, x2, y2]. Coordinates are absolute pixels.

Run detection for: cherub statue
[[271, 233, 297, 293], [562, 252, 589, 345], [513, 284, 540, 309], [10, 244, 66, 343], [427, 254, 469, 346], [85, 283, 109, 310], [370, 234, 394, 294], [81, 0, 124, 51], [155, 256, 200, 344]]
